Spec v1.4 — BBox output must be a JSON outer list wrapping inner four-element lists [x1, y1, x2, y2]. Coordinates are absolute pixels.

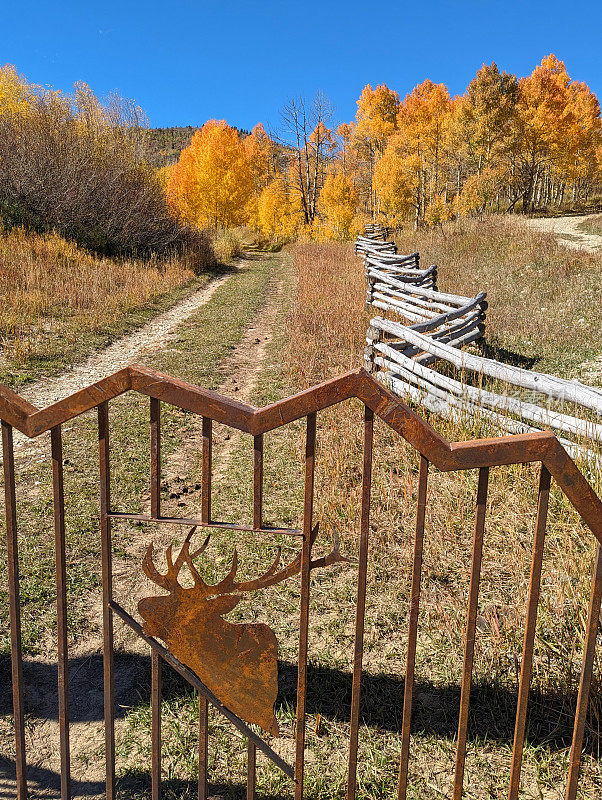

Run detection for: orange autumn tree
[[168, 120, 252, 229], [353, 83, 400, 214], [399, 81, 451, 206], [375, 80, 453, 227], [508, 54, 601, 210]]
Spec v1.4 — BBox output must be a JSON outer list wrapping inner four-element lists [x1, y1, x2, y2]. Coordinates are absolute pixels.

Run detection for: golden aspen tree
[[395, 80, 452, 226], [373, 145, 418, 224], [355, 84, 400, 154], [244, 122, 273, 192], [320, 170, 359, 239], [354, 83, 400, 215], [458, 64, 518, 173], [337, 122, 354, 175], [558, 79, 601, 204], [167, 120, 253, 229], [424, 192, 452, 228], [513, 55, 574, 211], [458, 166, 503, 215], [257, 177, 296, 237]]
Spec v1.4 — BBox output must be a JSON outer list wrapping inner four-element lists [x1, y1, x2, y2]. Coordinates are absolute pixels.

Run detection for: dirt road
[[10, 271, 232, 454], [524, 213, 602, 252]]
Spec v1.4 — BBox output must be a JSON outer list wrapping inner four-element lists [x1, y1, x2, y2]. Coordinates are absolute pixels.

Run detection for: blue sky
[[2, 1, 601, 131]]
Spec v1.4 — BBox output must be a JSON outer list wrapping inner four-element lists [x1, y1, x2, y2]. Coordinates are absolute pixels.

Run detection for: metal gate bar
[[453, 466, 489, 798], [1, 367, 601, 799]]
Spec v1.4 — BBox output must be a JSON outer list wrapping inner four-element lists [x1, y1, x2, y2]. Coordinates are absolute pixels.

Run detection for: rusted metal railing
[[1, 365, 601, 799]]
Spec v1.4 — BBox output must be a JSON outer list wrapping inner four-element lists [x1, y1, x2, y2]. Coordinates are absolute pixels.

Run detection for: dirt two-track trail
[[11, 271, 231, 457], [0, 256, 287, 797]]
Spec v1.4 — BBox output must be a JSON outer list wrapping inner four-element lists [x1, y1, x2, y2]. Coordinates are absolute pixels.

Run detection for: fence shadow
[[478, 340, 538, 369], [0, 652, 597, 753]]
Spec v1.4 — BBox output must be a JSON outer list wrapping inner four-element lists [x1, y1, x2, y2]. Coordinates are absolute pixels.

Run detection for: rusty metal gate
[[1, 365, 601, 799]]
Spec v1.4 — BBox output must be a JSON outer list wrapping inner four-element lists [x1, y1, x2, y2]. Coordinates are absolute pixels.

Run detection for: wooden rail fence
[[360, 225, 602, 460]]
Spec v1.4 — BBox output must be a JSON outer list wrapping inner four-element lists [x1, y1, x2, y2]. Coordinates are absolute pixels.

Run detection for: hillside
[[144, 124, 252, 166]]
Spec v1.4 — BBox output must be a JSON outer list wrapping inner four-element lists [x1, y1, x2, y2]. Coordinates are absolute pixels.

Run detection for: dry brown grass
[[0, 227, 198, 376], [394, 215, 602, 375], [275, 226, 602, 797]]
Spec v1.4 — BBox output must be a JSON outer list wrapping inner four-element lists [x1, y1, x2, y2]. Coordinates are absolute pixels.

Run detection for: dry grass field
[[0, 228, 198, 383], [1, 219, 601, 799], [113, 219, 602, 799], [0, 226, 251, 388]]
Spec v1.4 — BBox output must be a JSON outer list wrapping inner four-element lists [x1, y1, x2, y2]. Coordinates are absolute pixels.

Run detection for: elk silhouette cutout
[[138, 525, 348, 736]]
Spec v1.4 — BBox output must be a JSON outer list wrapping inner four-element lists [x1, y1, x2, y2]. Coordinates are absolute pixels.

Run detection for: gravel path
[[524, 214, 602, 253]]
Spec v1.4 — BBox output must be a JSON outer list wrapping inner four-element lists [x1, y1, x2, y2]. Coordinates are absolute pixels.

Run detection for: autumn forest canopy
[[0, 54, 601, 252]]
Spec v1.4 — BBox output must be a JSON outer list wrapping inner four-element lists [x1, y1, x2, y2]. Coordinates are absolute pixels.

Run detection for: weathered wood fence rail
[[360, 225, 602, 459]]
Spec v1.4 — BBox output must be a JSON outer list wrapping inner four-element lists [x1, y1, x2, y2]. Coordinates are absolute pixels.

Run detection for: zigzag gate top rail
[[1, 364, 601, 799]]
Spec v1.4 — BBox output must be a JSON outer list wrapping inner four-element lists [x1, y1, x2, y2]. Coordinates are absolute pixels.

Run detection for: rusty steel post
[[347, 405, 374, 799], [508, 464, 551, 800], [150, 398, 161, 519], [253, 434, 263, 530], [294, 412, 317, 800], [198, 694, 209, 800], [398, 455, 429, 800], [51, 425, 71, 800], [2, 420, 27, 799], [151, 650, 162, 800], [453, 467, 489, 800], [201, 417, 212, 524], [247, 739, 256, 800], [565, 543, 602, 799], [98, 402, 115, 800]]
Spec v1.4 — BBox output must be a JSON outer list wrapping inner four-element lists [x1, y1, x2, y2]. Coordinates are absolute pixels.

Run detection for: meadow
[[108, 218, 602, 799]]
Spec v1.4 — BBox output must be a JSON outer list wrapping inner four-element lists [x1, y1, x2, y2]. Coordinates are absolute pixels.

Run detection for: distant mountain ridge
[[145, 125, 252, 167]]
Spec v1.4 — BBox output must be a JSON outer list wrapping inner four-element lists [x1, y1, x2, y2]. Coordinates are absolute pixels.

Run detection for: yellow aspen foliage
[[373, 146, 418, 221], [458, 166, 503, 215], [454, 64, 518, 173], [397, 80, 452, 196], [337, 122, 354, 174], [0, 64, 33, 116], [156, 164, 175, 190], [167, 120, 252, 229], [517, 55, 571, 156], [244, 122, 273, 192], [320, 171, 359, 239], [356, 84, 400, 154], [257, 177, 297, 238], [424, 193, 452, 228]]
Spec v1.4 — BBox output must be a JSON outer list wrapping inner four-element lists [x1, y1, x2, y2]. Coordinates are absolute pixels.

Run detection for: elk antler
[[143, 524, 351, 595], [142, 527, 211, 592], [209, 523, 351, 595]]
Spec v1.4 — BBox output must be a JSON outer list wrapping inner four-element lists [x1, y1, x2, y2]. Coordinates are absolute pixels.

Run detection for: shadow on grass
[[478, 340, 538, 369], [0, 652, 598, 796]]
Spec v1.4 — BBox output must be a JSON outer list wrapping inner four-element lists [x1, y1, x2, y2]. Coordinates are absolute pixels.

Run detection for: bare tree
[[278, 91, 334, 224]]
